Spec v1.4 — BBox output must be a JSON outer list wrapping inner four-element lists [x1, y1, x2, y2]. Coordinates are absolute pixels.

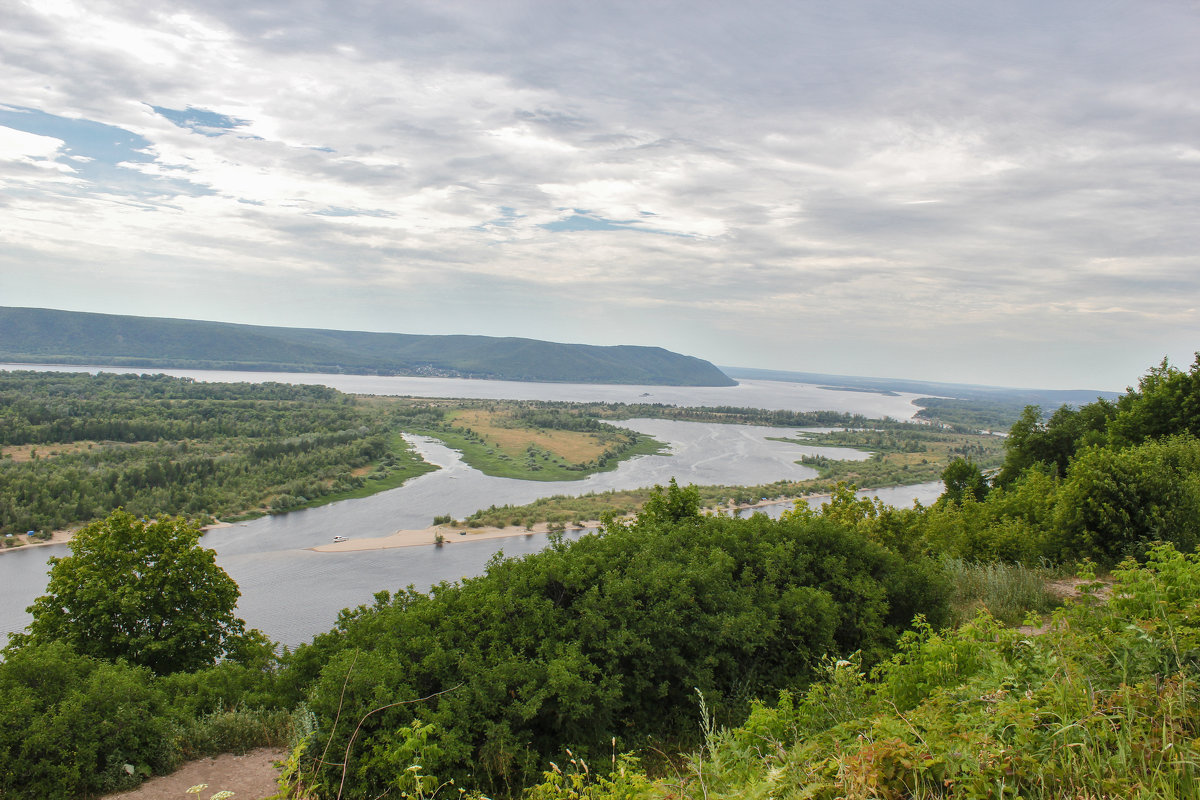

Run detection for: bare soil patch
[[1, 441, 106, 462], [103, 748, 288, 800], [1018, 577, 1113, 636]]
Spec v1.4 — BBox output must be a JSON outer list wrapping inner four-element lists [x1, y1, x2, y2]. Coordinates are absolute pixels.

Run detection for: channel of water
[[0, 369, 943, 647]]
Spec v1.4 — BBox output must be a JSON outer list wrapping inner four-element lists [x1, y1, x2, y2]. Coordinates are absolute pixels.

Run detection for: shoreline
[[309, 520, 604, 552], [307, 494, 814, 553], [1, 489, 885, 557], [0, 520, 234, 556]]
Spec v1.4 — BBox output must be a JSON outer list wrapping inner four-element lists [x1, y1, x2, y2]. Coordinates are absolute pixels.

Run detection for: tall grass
[[942, 555, 1058, 625], [172, 706, 296, 762]]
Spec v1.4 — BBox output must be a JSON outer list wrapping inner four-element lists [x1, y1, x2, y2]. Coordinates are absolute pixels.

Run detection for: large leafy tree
[[10, 509, 249, 674], [938, 457, 990, 505]]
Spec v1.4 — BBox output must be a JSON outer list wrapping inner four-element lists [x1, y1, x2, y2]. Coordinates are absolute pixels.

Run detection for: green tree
[[1051, 438, 1200, 564], [9, 509, 252, 675], [938, 458, 989, 505], [1109, 355, 1200, 445], [637, 477, 701, 524], [0, 641, 173, 799]]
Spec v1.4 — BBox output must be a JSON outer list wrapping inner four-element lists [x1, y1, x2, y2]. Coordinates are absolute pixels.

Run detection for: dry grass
[[449, 409, 611, 462], [1, 441, 107, 462]]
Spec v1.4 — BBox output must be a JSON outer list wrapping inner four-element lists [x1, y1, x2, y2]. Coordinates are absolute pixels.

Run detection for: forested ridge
[[5, 356, 1200, 799], [0, 306, 736, 386]]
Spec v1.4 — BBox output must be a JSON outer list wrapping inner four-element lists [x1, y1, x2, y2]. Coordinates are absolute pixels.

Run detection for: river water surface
[[0, 369, 943, 647]]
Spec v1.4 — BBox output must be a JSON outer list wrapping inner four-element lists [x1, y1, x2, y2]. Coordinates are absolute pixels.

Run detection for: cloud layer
[[2, 0, 1198, 389]]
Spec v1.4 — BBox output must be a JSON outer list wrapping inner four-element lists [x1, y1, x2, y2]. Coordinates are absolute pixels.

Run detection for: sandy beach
[[0, 528, 74, 553], [307, 495, 811, 553], [0, 495, 815, 557], [309, 520, 603, 552]]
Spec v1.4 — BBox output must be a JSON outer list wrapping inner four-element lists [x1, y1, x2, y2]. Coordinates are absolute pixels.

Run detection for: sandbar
[[309, 521, 602, 552], [307, 496, 814, 553]]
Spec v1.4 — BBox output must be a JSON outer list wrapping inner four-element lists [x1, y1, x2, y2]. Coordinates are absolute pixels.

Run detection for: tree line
[[0, 372, 429, 534]]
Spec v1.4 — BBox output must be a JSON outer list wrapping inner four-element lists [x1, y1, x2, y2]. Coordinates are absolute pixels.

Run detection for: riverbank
[[1, 529, 73, 552], [0, 494, 804, 557], [309, 520, 602, 552], [307, 494, 817, 553], [0, 520, 234, 555]]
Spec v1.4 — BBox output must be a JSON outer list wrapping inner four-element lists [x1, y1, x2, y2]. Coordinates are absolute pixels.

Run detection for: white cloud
[[0, 125, 73, 173], [1, 0, 1198, 388]]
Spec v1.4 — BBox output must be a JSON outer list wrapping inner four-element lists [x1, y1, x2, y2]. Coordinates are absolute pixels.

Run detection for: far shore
[[0, 520, 234, 556]]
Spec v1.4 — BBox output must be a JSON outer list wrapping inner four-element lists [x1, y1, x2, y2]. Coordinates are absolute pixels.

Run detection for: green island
[[4, 356, 1200, 799], [405, 401, 667, 481]]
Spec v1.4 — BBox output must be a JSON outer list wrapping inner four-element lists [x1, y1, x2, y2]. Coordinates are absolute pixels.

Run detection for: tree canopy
[[9, 509, 252, 675]]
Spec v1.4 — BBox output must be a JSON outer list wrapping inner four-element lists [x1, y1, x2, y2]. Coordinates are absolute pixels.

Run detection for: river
[[0, 368, 943, 648], [2, 364, 929, 419]]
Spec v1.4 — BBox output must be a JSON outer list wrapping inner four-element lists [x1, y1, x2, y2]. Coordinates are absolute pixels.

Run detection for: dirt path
[[1017, 576, 1113, 636], [103, 748, 288, 800]]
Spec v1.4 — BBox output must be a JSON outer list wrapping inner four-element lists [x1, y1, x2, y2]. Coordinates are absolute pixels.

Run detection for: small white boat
[[332, 535, 348, 543]]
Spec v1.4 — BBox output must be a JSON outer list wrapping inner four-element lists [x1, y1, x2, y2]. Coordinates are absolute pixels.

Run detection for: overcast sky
[[2, 1, 1198, 390]]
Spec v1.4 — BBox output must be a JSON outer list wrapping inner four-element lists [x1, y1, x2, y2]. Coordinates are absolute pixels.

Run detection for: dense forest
[[0, 306, 736, 386], [0, 373, 670, 535], [0, 371, 435, 533], [4, 356, 1200, 798]]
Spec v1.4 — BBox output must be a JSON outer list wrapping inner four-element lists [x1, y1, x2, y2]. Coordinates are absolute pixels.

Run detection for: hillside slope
[[0, 307, 735, 386]]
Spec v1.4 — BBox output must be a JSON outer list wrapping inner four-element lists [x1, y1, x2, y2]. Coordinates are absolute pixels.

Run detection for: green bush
[[641, 544, 1200, 800], [281, 485, 950, 798], [0, 642, 173, 799], [1052, 437, 1200, 564]]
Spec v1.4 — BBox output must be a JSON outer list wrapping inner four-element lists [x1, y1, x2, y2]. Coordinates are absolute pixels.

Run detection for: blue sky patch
[[0, 104, 213, 199], [150, 105, 249, 137], [0, 105, 154, 164], [473, 206, 524, 231], [541, 209, 689, 237]]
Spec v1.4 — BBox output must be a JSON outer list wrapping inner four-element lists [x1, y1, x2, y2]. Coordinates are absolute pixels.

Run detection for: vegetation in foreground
[[525, 547, 1200, 800], [5, 355, 1200, 798], [279, 482, 950, 798]]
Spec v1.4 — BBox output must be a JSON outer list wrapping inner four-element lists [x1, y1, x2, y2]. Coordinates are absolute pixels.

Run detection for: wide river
[[0, 367, 943, 648]]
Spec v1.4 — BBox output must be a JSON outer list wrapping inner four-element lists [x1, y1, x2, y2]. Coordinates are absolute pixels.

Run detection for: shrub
[[281, 484, 949, 798], [0, 642, 173, 799]]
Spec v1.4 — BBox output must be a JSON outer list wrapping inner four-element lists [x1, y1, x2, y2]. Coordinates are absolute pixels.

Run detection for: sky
[[2, 1, 1198, 391]]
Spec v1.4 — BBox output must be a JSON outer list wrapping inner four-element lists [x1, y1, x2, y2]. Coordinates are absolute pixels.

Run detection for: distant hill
[[0, 307, 736, 386]]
